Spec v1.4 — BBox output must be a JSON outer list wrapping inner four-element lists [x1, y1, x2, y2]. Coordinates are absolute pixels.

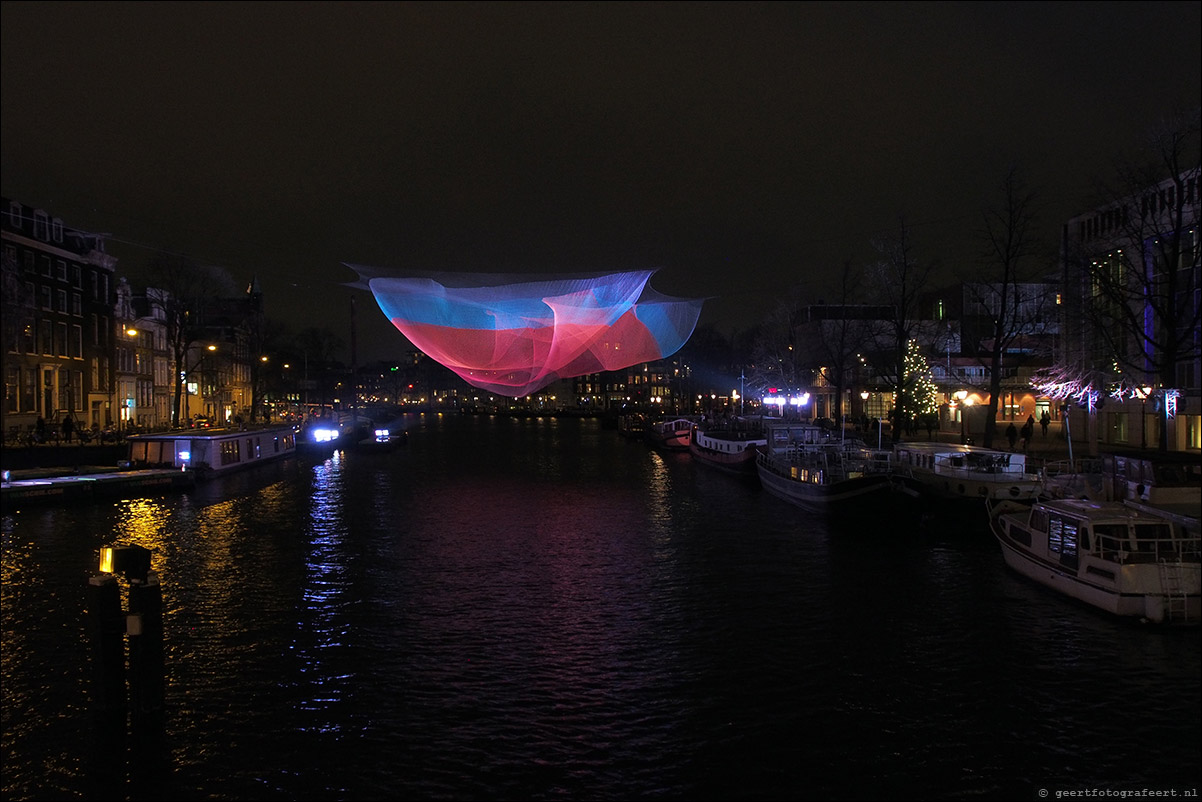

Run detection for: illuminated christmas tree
[[904, 339, 940, 417]]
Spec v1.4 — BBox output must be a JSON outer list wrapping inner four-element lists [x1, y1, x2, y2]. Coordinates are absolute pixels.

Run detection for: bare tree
[[143, 254, 235, 427], [295, 326, 346, 409], [801, 260, 872, 425], [967, 166, 1055, 447], [747, 290, 804, 402], [677, 322, 738, 407], [1070, 108, 1201, 451], [867, 218, 937, 442]]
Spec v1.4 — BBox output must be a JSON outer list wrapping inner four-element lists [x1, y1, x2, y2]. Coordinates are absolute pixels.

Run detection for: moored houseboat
[[689, 417, 768, 475], [755, 421, 895, 519], [125, 424, 298, 479], [644, 417, 697, 451], [892, 442, 1042, 505]]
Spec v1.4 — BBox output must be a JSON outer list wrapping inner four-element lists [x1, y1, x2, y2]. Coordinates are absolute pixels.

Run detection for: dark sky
[[3, 1, 1200, 364]]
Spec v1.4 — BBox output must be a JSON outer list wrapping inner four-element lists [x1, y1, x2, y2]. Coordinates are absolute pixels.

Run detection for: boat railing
[[1093, 529, 1202, 564], [1042, 458, 1105, 478], [933, 460, 1037, 482]]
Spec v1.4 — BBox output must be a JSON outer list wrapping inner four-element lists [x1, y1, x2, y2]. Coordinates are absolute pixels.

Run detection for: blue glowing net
[[348, 266, 704, 396]]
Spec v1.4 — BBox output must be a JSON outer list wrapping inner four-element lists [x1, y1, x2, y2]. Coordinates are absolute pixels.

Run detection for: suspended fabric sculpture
[[348, 266, 705, 397]]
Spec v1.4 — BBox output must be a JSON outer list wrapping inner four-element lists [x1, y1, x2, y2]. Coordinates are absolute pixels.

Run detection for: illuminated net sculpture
[[348, 266, 704, 397]]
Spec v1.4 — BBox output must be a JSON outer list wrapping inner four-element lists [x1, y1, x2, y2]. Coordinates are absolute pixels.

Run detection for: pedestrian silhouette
[[1005, 422, 1018, 451], [1040, 411, 1050, 438]]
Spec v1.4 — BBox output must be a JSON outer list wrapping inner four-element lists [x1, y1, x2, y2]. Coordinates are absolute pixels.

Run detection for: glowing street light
[[954, 390, 970, 444]]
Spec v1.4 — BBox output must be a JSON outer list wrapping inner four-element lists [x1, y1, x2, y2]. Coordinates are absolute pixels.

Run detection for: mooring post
[[87, 573, 125, 713], [127, 572, 165, 723], [86, 572, 128, 798]]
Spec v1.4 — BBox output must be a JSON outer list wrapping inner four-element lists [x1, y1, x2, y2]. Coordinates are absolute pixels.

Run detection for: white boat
[[988, 497, 1200, 624], [688, 418, 768, 475], [892, 441, 1042, 504], [644, 417, 696, 451], [125, 424, 298, 479], [754, 421, 895, 517]]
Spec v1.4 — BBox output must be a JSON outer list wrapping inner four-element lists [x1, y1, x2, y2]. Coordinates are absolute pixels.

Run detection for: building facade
[[2, 198, 118, 439], [1057, 170, 1201, 453]]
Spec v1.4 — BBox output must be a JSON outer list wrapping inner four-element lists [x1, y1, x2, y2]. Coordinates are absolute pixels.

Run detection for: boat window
[[1132, 523, 1172, 554], [220, 440, 242, 466], [1094, 524, 1128, 557], [1031, 508, 1048, 533], [1048, 515, 1072, 553], [1062, 527, 1078, 558]]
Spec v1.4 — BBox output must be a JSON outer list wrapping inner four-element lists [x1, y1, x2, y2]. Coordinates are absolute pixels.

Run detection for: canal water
[[2, 413, 1199, 801]]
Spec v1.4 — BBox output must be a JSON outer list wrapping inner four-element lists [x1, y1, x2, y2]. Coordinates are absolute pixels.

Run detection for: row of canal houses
[[3, 175, 1200, 454]]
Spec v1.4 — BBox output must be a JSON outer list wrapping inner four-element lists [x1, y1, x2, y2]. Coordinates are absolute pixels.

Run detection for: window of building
[[4, 364, 17, 413], [52, 218, 63, 242], [57, 289, 67, 313], [1112, 411, 1129, 443], [1185, 415, 1201, 451], [72, 293, 82, 316], [22, 320, 34, 354], [70, 264, 82, 287], [56, 260, 67, 281], [40, 320, 52, 354], [22, 367, 36, 412], [41, 286, 52, 310], [71, 370, 82, 411], [57, 322, 68, 356], [8, 201, 21, 228], [33, 211, 48, 240], [23, 251, 34, 272], [40, 255, 52, 276], [71, 325, 82, 359]]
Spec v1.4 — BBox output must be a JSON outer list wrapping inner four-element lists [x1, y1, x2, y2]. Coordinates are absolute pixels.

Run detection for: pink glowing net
[[348, 266, 704, 396]]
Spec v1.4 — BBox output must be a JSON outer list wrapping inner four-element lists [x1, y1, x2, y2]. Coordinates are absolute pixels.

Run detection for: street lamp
[[1139, 385, 1152, 449], [955, 390, 969, 444]]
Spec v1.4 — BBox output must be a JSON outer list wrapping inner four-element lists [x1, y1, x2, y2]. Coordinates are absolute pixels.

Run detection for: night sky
[[3, 1, 1200, 364]]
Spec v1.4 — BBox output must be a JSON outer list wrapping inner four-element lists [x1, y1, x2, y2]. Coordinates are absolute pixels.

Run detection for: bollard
[[127, 572, 164, 723], [87, 574, 125, 713], [86, 573, 128, 799], [90, 542, 171, 795]]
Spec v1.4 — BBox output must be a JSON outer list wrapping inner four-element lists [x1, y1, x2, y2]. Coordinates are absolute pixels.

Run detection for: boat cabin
[[126, 425, 297, 477], [1009, 499, 1198, 571]]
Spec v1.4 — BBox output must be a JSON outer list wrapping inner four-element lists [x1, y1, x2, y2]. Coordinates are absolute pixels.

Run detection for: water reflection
[[294, 450, 353, 725], [1, 415, 1199, 801]]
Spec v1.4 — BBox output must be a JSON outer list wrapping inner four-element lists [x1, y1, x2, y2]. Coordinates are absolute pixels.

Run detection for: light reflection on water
[[1, 413, 1199, 801]]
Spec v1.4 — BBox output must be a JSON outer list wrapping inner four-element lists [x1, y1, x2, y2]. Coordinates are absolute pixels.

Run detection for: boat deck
[[1, 466, 196, 508]]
